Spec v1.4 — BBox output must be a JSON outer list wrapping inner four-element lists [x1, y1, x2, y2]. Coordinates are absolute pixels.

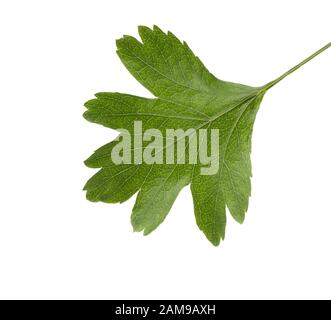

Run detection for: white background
[[0, 0, 330, 300]]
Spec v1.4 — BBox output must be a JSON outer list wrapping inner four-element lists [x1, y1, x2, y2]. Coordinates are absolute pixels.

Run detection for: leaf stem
[[262, 42, 331, 92]]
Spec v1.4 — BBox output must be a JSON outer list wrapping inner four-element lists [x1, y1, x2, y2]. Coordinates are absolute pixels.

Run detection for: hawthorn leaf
[[84, 26, 330, 246]]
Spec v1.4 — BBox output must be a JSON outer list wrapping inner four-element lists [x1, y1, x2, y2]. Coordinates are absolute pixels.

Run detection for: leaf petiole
[[262, 42, 331, 92]]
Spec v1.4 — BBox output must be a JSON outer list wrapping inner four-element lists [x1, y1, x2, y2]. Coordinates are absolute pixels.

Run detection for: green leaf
[[84, 25, 330, 246]]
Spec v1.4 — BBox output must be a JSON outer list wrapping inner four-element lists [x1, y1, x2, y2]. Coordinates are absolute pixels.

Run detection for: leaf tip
[[138, 25, 151, 38], [132, 224, 143, 233], [115, 37, 126, 50], [82, 110, 94, 123], [85, 191, 97, 203], [209, 238, 221, 247], [152, 25, 164, 34], [237, 215, 246, 224], [83, 157, 94, 168]]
